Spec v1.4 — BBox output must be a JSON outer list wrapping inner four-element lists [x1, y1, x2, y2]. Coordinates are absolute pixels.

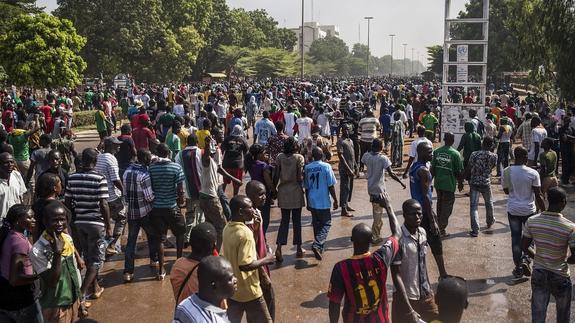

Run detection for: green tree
[[0, 0, 41, 34], [276, 28, 298, 51], [426, 45, 443, 75], [308, 36, 349, 62], [0, 13, 87, 88]]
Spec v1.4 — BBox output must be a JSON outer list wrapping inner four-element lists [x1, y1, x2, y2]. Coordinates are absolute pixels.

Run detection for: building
[[290, 22, 340, 53]]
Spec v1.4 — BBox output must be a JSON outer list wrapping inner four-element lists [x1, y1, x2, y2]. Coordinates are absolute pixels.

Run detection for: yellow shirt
[[177, 129, 190, 150], [196, 129, 210, 149], [222, 221, 262, 302]]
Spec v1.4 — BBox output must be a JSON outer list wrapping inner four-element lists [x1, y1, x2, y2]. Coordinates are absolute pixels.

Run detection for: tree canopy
[[0, 13, 86, 88]]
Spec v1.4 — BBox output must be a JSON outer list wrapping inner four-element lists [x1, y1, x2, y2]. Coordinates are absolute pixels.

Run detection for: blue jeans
[[218, 185, 231, 221], [469, 186, 494, 233], [531, 269, 572, 323], [276, 208, 302, 246], [339, 171, 353, 209], [508, 213, 533, 267], [124, 218, 155, 274], [0, 300, 43, 323], [311, 208, 332, 252]]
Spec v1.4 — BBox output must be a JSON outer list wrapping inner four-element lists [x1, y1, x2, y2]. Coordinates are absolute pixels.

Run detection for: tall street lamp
[[411, 48, 415, 75], [364, 17, 373, 78], [389, 34, 395, 76], [300, 0, 304, 79], [402, 43, 407, 76]]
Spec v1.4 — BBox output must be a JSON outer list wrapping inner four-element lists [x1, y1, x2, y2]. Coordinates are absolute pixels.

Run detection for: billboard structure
[[441, 0, 489, 144]]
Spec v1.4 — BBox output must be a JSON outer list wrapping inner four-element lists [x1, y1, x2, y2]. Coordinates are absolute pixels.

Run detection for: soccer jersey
[[304, 160, 336, 210], [328, 237, 399, 323]]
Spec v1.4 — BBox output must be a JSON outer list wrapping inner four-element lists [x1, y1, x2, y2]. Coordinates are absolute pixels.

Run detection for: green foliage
[[217, 46, 297, 79], [0, 13, 86, 88], [309, 36, 349, 62], [426, 45, 443, 75], [0, 0, 42, 34], [72, 107, 123, 128]]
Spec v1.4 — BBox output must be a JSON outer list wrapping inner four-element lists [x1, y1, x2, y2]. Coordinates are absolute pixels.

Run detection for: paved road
[[72, 128, 575, 323]]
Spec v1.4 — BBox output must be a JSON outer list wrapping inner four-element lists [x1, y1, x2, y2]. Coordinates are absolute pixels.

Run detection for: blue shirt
[[379, 113, 391, 134], [254, 118, 277, 145], [149, 158, 185, 208], [304, 160, 336, 209], [409, 161, 433, 207]]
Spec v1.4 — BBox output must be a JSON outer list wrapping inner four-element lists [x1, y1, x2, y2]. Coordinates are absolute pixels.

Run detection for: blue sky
[[37, 0, 471, 63]]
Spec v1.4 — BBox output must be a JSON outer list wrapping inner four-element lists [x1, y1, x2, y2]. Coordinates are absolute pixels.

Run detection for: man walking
[[430, 132, 463, 237], [464, 136, 497, 237], [175, 134, 204, 243], [361, 138, 406, 244], [122, 149, 155, 283], [522, 187, 575, 323], [409, 142, 448, 278], [254, 111, 276, 146], [148, 143, 186, 280], [304, 147, 338, 260], [502, 146, 545, 279], [336, 124, 355, 218], [358, 109, 380, 172], [65, 148, 110, 302], [94, 136, 126, 255], [222, 195, 275, 323]]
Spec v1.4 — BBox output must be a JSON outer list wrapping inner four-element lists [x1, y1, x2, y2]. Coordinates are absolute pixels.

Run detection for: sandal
[[296, 248, 305, 258], [89, 287, 105, 300]]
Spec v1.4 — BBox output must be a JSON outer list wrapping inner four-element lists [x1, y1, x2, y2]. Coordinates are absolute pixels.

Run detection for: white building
[[290, 22, 340, 53]]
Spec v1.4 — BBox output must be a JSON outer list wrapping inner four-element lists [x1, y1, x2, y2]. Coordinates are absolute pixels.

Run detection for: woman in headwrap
[[221, 124, 248, 195]]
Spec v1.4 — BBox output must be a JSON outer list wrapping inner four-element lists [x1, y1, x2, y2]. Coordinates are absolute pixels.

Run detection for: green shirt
[[166, 132, 181, 159], [159, 113, 175, 128], [539, 150, 557, 178], [459, 132, 482, 162], [431, 145, 463, 192], [7, 132, 29, 161], [422, 113, 438, 132], [95, 110, 107, 132]]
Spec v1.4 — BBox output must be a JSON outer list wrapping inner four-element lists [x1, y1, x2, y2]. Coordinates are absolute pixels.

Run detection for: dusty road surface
[[73, 129, 575, 323]]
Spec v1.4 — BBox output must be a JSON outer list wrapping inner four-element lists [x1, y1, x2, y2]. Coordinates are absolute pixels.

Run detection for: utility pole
[[389, 34, 395, 76], [300, 0, 304, 79], [411, 48, 415, 75], [364, 17, 373, 78], [402, 43, 407, 76]]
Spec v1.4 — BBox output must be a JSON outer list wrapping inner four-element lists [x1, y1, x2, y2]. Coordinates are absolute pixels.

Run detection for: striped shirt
[[358, 117, 380, 142], [94, 153, 122, 201], [173, 294, 229, 323], [149, 158, 185, 209], [65, 170, 109, 226], [524, 211, 575, 277], [122, 164, 154, 220]]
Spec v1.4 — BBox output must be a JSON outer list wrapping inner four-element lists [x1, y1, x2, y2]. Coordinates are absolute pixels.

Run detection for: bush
[[72, 108, 124, 128]]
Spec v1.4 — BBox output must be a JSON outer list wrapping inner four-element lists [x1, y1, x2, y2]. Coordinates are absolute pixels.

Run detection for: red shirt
[[328, 237, 399, 323], [132, 127, 156, 150], [2, 110, 15, 133], [39, 105, 54, 133], [505, 106, 517, 123], [270, 111, 284, 124], [130, 113, 150, 129]]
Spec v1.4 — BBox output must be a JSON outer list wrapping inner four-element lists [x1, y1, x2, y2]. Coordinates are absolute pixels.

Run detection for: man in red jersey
[[327, 192, 419, 323]]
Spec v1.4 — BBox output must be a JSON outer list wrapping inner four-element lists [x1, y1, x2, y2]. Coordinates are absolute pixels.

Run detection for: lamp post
[[402, 43, 407, 76], [389, 34, 395, 76], [411, 48, 415, 75], [300, 0, 304, 79], [364, 17, 373, 78]]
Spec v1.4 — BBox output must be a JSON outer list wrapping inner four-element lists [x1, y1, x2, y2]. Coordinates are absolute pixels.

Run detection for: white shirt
[[283, 112, 296, 136], [405, 104, 413, 120], [408, 137, 432, 159], [0, 171, 26, 220], [317, 113, 330, 136], [502, 165, 540, 216], [528, 127, 548, 160], [95, 152, 122, 201], [174, 104, 185, 117], [296, 117, 313, 143]]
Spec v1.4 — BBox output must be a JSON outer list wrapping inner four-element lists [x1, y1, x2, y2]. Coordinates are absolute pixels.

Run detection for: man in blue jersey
[[304, 147, 339, 260], [409, 141, 448, 278]]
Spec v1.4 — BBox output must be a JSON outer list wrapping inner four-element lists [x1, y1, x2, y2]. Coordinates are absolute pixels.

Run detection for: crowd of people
[[0, 78, 573, 323]]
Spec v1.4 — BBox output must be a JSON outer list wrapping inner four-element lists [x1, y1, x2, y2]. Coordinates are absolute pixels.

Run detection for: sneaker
[[521, 261, 532, 277], [486, 221, 495, 229], [312, 246, 323, 261], [123, 273, 133, 283], [512, 267, 524, 279], [105, 246, 119, 256]]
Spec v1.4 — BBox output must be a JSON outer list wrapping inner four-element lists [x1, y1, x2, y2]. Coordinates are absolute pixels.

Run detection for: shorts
[[75, 223, 106, 269], [148, 207, 186, 241], [223, 168, 243, 186]]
